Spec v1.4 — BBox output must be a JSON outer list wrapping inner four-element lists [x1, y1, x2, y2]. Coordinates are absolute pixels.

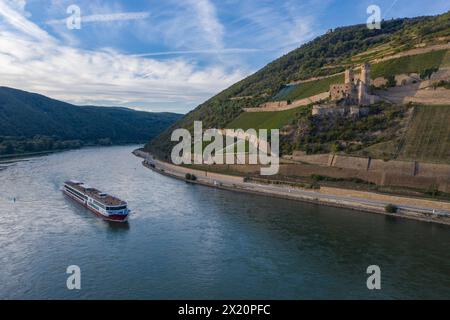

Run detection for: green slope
[[274, 74, 344, 101], [227, 106, 311, 130], [399, 105, 450, 163], [0, 87, 181, 155], [371, 49, 447, 78], [147, 11, 450, 160]]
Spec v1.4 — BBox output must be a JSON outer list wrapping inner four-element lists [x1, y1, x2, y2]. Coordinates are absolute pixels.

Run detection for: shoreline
[[0, 143, 144, 164], [134, 149, 450, 226]]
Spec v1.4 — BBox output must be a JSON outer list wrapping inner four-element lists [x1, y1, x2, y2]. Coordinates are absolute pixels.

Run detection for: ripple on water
[[0, 146, 450, 299]]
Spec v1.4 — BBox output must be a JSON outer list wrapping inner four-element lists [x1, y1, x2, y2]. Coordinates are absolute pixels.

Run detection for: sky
[[0, 0, 448, 114]]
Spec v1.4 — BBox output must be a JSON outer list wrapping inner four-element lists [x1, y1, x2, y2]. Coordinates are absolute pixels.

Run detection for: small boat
[[63, 180, 130, 222]]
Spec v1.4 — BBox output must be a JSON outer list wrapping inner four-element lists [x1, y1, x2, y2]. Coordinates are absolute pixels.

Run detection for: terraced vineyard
[[399, 105, 450, 163], [226, 106, 311, 130], [274, 74, 344, 101], [371, 49, 447, 78], [147, 11, 450, 160], [442, 50, 450, 67]]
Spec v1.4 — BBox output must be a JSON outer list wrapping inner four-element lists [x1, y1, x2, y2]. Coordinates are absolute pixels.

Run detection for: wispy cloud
[[0, 0, 52, 41], [186, 0, 224, 50], [133, 47, 268, 57], [45, 11, 150, 26], [0, 1, 245, 113]]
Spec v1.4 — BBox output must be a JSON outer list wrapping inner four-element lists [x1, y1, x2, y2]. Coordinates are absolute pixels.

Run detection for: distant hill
[[147, 11, 450, 162], [0, 87, 182, 155]]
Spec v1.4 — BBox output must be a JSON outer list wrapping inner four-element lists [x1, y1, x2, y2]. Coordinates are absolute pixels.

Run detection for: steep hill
[[0, 87, 181, 155], [147, 11, 450, 161]]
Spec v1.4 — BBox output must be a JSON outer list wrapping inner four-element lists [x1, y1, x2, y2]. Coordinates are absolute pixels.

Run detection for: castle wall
[[360, 63, 370, 85], [373, 77, 388, 87], [369, 159, 414, 175], [345, 69, 354, 84], [289, 153, 450, 192], [416, 162, 450, 178], [395, 73, 420, 86], [330, 83, 353, 100], [291, 153, 330, 165], [311, 105, 346, 116], [332, 155, 369, 171]]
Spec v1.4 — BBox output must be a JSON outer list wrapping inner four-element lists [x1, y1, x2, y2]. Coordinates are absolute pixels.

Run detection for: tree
[[330, 142, 340, 154], [385, 204, 398, 213], [386, 75, 396, 87], [4, 142, 14, 154]]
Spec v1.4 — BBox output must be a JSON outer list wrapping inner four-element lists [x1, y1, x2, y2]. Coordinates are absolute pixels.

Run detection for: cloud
[[133, 47, 268, 57], [0, 0, 325, 113], [0, 0, 52, 41], [46, 11, 150, 26], [186, 0, 225, 50], [0, 1, 246, 113]]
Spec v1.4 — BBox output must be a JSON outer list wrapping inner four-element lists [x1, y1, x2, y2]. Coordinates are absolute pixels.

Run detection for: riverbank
[[0, 150, 59, 162], [0, 143, 145, 164], [134, 149, 450, 225]]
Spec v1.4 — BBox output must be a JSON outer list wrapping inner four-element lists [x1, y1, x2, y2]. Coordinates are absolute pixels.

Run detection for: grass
[[371, 49, 447, 78], [441, 50, 450, 68], [226, 106, 310, 130], [399, 105, 450, 164], [274, 74, 344, 101], [350, 44, 394, 64], [272, 85, 298, 100]]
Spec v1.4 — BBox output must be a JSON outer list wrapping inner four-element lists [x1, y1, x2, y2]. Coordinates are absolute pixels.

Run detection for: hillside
[[398, 105, 450, 162], [0, 87, 181, 155], [147, 11, 450, 162]]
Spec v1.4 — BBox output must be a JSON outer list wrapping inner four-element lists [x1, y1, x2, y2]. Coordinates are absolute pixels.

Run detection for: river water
[[0, 146, 449, 299]]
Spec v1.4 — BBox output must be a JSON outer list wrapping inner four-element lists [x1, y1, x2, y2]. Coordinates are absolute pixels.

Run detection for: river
[[0, 145, 449, 299]]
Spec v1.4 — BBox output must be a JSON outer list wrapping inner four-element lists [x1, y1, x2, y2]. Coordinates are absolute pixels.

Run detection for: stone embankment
[[134, 149, 450, 225], [288, 152, 450, 193]]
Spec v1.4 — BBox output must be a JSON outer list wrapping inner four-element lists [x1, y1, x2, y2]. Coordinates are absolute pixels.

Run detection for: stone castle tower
[[358, 63, 371, 105], [328, 62, 374, 106], [345, 68, 355, 84], [360, 63, 370, 85]]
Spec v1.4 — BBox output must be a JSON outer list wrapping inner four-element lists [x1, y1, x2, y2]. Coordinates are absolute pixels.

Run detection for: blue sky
[[0, 0, 448, 113]]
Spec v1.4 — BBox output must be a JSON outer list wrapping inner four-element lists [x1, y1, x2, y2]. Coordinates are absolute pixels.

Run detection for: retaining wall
[[289, 153, 450, 192]]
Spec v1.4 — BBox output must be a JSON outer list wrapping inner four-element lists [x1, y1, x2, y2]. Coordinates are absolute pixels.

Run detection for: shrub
[[420, 67, 438, 80], [386, 75, 396, 87], [385, 204, 398, 213], [185, 173, 197, 181], [426, 185, 440, 197]]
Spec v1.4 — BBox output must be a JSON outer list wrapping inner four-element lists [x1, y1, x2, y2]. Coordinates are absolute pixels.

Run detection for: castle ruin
[[313, 63, 378, 117], [329, 63, 372, 106]]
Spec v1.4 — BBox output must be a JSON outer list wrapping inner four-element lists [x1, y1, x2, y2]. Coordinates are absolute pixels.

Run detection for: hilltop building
[[313, 63, 378, 117]]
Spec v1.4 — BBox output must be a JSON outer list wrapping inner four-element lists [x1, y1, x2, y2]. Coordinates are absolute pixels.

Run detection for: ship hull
[[63, 190, 129, 223]]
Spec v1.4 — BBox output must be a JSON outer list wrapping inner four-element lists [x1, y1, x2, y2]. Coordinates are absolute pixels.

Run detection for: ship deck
[[65, 181, 126, 207]]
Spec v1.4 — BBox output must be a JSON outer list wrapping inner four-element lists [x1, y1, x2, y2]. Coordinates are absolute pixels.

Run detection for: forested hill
[[146, 11, 450, 160], [0, 86, 182, 155]]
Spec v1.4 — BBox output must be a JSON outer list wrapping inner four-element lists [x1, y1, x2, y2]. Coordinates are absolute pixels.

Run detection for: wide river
[[0, 146, 449, 299]]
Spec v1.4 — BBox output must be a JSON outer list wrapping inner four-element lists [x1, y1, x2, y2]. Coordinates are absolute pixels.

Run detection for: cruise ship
[[63, 180, 130, 222]]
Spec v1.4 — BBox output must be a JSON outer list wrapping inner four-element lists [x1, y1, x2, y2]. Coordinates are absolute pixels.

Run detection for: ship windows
[[106, 205, 127, 211], [93, 200, 105, 209], [65, 187, 85, 201], [65, 185, 87, 199]]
